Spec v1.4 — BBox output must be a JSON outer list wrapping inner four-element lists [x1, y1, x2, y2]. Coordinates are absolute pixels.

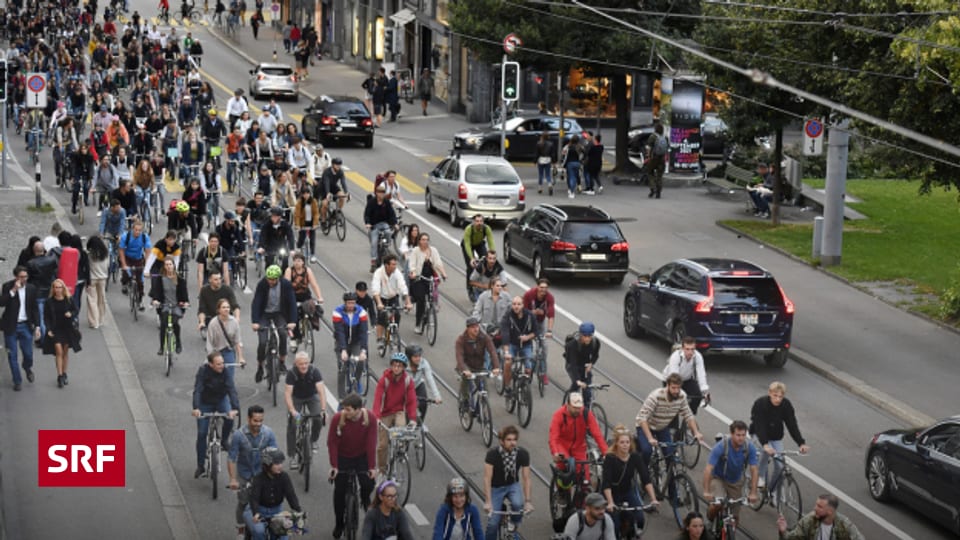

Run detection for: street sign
[[503, 33, 522, 55], [803, 117, 824, 156], [26, 73, 47, 109]]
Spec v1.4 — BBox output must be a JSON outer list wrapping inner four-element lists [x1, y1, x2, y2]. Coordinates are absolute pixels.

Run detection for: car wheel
[[671, 322, 686, 347], [425, 190, 437, 214], [480, 142, 499, 156], [764, 349, 789, 368], [364, 136, 374, 148], [867, 452, 892, 501], [533, 253, 545, 280], [449, 203, 460, 227], [623, 294, 644, 338], [503, 235, 515, 263]]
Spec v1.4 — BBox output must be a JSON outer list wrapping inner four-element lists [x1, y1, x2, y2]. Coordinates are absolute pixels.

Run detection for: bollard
[[812, 216, 824, 260], [35, 160, 41, 208]]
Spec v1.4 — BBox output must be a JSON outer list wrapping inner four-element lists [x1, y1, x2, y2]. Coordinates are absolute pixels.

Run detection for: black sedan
[[452, 116, 586, 160], [301, 95, 375, 148], [866, 416, 960, 535]]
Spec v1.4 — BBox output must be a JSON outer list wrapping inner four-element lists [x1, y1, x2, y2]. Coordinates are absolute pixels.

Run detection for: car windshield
[[325, 102, 368, 117], [711, 277, 783, 308], [261, 67, 293, 76], [561, 222, 623, 244], [464, 164, 518, 185]]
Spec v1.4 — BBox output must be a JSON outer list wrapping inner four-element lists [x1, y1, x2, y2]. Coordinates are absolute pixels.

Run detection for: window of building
[[374, 16, 384, 60]]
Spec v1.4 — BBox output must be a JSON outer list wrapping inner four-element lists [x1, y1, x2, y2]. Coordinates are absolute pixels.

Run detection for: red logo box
[[38, 430, 126, 487]]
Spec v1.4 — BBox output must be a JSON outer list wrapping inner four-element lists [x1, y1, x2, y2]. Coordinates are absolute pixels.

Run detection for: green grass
[[722, 179, 960, 318], [26, 203, 54, 213]]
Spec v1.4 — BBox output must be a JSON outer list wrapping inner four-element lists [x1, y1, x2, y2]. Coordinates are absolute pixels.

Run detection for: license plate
[[340, 121, 356, 128], [454, 141, 462, 148], [581, 253, 606, 261], [480, 197, 507, 205], [739, 313, 758, 325]]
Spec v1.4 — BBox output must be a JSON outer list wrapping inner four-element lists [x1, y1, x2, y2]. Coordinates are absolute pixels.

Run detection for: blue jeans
[[243, 503, 286, 540], [636, 426, 673, 464], [134, 185, 150, 214], [509, 343, 534, 370], [613, 487, 646, 531], [537, 163, 552, 186], [368, 222, 392, 262], [758, 438, 784, 489], [196, 395, 234, 469], [582, 169, 594, 191], [5, 323, 35, 386], [37, 298, 47, 339], [221, 348, 238, 381], [485, 482, 524, 539], [565, 162, 581, 192], [73, 282, 85, 312]]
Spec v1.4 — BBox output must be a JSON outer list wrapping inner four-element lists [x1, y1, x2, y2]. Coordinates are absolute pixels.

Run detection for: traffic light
[[384, 28, 394, 55], [0, 60, 7, 103], [502, 61, 520, 102]]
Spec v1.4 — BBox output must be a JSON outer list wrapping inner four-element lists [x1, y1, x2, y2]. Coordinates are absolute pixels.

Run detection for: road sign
[[803, 117, 824, 156], [503, 33, 523, 55], [26, 73, 47, 109]]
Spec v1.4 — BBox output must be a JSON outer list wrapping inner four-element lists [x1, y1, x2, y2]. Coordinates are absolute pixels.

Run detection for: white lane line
[[404, 504, 430, 526], [382, 137, 431, 158], [402, 206, 916, 540]]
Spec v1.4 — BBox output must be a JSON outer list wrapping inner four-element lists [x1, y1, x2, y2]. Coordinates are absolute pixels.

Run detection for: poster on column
[[669, 79, 704, 171]]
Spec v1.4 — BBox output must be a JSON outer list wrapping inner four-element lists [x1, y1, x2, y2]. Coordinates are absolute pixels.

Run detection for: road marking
[[345, 170, 374, 192], [402, 205, 917, 539], [197, 67, 302, 123], [396, 174, 424, 194], [404, 504, 430, 526], [383, 137, 430, 158]]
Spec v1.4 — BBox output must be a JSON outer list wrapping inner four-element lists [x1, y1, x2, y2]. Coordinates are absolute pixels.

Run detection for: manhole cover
[[674, 231, 712, 242]]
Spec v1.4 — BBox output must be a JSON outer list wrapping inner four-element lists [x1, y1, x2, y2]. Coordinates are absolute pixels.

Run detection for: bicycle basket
[[268, 511, 306, 535]]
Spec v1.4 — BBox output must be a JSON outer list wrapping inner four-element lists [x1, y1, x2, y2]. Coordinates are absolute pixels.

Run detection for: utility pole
[[1, 56, 8, 188], [821, 119, 850, 266]]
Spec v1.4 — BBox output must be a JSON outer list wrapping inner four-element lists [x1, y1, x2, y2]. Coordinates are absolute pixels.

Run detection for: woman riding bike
[[283, 252, 323, 342], [602, 425, 659, 539]]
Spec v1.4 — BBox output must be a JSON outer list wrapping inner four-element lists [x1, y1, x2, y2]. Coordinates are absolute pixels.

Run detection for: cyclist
[[483, 425, 533, 539], [522, 278, 555, 384], [363, 184, 398, 273], [182, 177, 208, 234], [216, 211, 247, 265], [355, 281, 377, 326], [662, 336, 710, 414], [635, 373, 704, 464], [95, 156, 121, 215], [562, 492, 616, 540], [283, 252, 324, 343], [132, 159, 156, 219], [564, 322, 601, 407], [362, 479, 415, 540], [228, 405, 278, 540], [316, 157, 348, 226], [404, 344, 441, 421], [204, 296, 245, 380], [370, 254, 412, 347], [406, 232, 447, 335], [150, 258, 189, 354], [500, 295, 539, 395], [257, 207, 295, 270], [244, 447, 303, 540], [71, 142, 98, 214], [196, 270, 241, 335], [118, 219, 151, 309], [601, 425, 658, 538], [308, 144, 332, 186], [702, 420, 759, 522], [251, 264, 297, 382], [332, 292, 370, 398], [111, 180, 139, 220], [293, 189, 320, 262], [468, 250, 505, 303], [99, 200, 128, 256], [145, 230, 183, 278], [372, 352, 418, 475], [373, 170, 408, 210], [434, 477, 484, 540], [776, 493, 864, 540], [200, 108, 227, 167], [284, 351, 328, 469], [226, 89, 250, 129], [455, 316, 500, 412], [200, 160, 223, 225], [196, 231, 228, 293], [460, 214, 495, 300], [245, 190, 272, 250], [286, 135, 310, 176], [549, 392, 607, 485], [472, 278, 510, 345], [327, 392, 377, 539], [749, 382, 809, 491], [191, 351, 239, 478], [225, 125, 249, 191]]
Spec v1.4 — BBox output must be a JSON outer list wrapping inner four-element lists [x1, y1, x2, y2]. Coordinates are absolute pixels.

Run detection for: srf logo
[[38, 430, 125, 487]]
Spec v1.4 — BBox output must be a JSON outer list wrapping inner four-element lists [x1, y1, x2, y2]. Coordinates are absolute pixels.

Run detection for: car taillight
[[290, 75, 297, 82], [611, 242, 629, 252], [360, 118, 373, 127], [695, 278, 714, 313], [321, 115, 336, 126], [458, 183, 468, 201], [550, 240, 577, 251], [778, 284, 795, 314], [518, 185, 525, 203]]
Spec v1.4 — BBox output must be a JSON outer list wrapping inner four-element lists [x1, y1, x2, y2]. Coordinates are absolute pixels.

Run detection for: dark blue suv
[[622, 258, 795, 366]]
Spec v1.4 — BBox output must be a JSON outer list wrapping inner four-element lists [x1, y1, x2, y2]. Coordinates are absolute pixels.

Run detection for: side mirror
[[249, 69, 255, 75]]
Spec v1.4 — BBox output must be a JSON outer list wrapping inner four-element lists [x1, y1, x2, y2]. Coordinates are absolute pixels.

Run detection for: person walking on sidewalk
[[536, 133, 554, 194], [418, 68, 433, 116], [2, 266, 42, 391], [561, 135, 583, 199], [282, 21, 292, 53], [585, 133, 605, 194], [372, 68, 387, 128], [645, 123, 668, 199], [44, 279, 80, 388], [85, 237, 109, 329], [250, 10, 261, 39]]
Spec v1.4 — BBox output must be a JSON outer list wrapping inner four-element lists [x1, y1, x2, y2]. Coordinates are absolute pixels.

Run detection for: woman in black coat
[[45, 279, 78, 388], [149, 258, 190, 355]]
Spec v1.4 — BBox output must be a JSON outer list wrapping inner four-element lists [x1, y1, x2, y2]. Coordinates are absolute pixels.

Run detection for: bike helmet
[[555, 466, 576, 490], [447, 477, 466, 495], [578, 322, 596, 336], [175, 201, 190, 213], [404, 344, 423, 359], [208, 108, 217, 116], [331, 157, 343, 165], [342, 292, 358, 302], [389, 352, 409, 366], [261, 447, 285, 466], [265, 265, 283, 279]]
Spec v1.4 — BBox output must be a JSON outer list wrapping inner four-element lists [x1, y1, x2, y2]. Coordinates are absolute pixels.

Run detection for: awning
[[389, 8, 417, 26]]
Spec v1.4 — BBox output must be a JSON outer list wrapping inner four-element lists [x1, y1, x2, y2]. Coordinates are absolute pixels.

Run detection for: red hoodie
[[548, 405, 608, 459], [373, 369, 418, 421]]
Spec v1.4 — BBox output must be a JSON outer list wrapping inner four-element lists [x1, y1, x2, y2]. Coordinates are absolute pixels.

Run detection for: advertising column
[[669, 79, 704, 172]]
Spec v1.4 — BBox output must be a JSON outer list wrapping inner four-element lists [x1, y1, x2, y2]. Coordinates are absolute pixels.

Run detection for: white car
[[425, 154, 526, 226], [248, 63, 299, 101]]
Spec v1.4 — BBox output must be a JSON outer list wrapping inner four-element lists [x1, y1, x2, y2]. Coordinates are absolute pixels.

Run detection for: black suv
[[301, 95, 375, 148], [622, 258, 795, 366], [502, 204, 629, 284]]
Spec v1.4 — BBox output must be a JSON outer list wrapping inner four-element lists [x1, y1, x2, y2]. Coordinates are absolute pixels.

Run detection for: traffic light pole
[[1, 56, 7, 189], [500, 55, 507, 157]]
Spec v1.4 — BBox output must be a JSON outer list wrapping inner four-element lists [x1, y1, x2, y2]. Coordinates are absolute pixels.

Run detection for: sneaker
[[25, 368, 34, 383], [121, 286, 128, 295], [235, 525, 246, 540], [194, 466, 205, 479], [538, 188, 542, 194], [310, 256, 317, 263], [567, 190, 574, 199], [289, 456, 300, 470], [649, 190, 655, 198], [97, 211, 102, 217], [175, 343, 182, 354], [13, 383, 21, 391], [312, 441, 320, 453], [761, 211, 770, 218], [157, 347, 164, 355], [757, 476, 766, 489], [139, 302, 145, 311], [278, 362, 287, 375], [583, 190, 595, 195], [541, 373, 549, 386], [548, 185, 554, 196], [332, 526, 343, 539], [413, 324, 423, 335], [255, 364, 265, 383], [598, 185, 604, 193]]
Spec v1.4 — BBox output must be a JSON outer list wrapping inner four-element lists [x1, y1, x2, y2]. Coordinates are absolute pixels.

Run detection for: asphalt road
[[4, 5, 959, 539]]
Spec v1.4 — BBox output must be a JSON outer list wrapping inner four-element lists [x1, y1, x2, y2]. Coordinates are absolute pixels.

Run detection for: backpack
[[576, 509, 607, 537], [715, 436, 749, 481], [652, 134, 669, 157]]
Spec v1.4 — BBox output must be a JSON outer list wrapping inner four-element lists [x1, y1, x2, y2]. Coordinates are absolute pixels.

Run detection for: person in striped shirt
[[635, 373, 703, 463]]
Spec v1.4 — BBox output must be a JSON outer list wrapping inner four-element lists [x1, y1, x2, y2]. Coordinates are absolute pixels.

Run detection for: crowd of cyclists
[[1, 0, 863, 538]]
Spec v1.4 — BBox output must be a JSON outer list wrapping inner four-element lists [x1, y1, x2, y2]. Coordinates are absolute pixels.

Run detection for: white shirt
[[258, 113, 278, 135], [310, 152, 331, 179], [662, 349, 709, 393], [16, 286, 27, 322], [226, 96, 249, 117], [370, 267, 408, 300], [287, 145, 310, 169]]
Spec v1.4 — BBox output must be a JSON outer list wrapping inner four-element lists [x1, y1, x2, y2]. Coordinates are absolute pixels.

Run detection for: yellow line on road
[[198, 67, 302, 123], [395, 174, 424, 194], [345, 170, 374, 192]]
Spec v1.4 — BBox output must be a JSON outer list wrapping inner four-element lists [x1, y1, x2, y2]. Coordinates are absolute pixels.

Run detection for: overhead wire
[[700, 0, 960, 18]]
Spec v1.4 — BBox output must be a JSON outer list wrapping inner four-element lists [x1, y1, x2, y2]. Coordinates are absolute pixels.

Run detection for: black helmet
[[405, 344, 423, 358], [331, 157, 343, 165], [343, 292, 358, 302], [261, 447, 285, 466]]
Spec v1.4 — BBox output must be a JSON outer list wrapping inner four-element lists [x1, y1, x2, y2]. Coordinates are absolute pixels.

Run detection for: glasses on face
[[17, 274, 28, 279], [382, 492, 398, 499]]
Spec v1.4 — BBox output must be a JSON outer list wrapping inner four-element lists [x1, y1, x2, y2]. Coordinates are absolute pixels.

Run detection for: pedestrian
[[777, 493, 864, 540], [16, 236, 41, 267], [250, 10, 261, 39], [85, 236, 109, 329], [645, 122, 668, 199], [417, 67, 433, 116], [372, 67, 387, 128], [289, 23, 300, 50], [69, 234, 89, 312], [44, 279, 80, 388], [361, 72, 376, 117], [585, 133, 604, 194], [26, 240, 60, 340], [294, 41, 309, 80], [535, 133, 554, 195], [386, 70, 400, 122], [560, 135, 582, 199], [237, 0, 246, 25], [1, 266, 42, 391], [282, 20, 292, 53]]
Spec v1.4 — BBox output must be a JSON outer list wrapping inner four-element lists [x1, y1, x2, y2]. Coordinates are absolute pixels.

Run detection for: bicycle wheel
[[505, 380, 517, 414], [234, 262, 247, 290], [78, 203, 84, 225], [425, 304, 437, 346], [377, 330, 387, 358], [391, 325, 402, 356], [458, 394, 474, 432], [390, 453, 411, 506], [335, 211, 346, 241], [536, 352, 546, 398], [494, 367, 505, 396], [743, 467, 764, 511], [130, 286, 138, 320], [165, 332, 174, 377], [344, 490, 358, 540], [669, 472, 699, 529], [549, 475, 569, 533], [414, 426, 426, 471], [301, 319, 315, 363], [680, 426, 702, 469], [591, 402, 608, 441], [209, 444, 219, 499], [301, 427, 312, 493], [480, 396, 494, 447], [778, 474, 803, 529], [647, 452, 665, 499], [270, 354, 279, 407], [517, 380, 533, 428]]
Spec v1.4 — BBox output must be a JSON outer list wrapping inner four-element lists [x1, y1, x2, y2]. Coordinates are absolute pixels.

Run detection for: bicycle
[[198, 411, 232, 499], [376, 304, 404, 359], [548, 454, 598, 533], [490, 498, 531, 540], [105, 235, 121, 292], [337, 352, 370, 399], [228, 254, 248, 291], [263, 319, 284, 407], [330, 470, 364, 540], [415, 276, 440, 346], [533, 334, 548, 397], [126, 267, 144, 321], [372, 224, 393, 268], [293, 301, 318, 364], [138, 189, 155, 236], [253, 510, 308, 540], [413, 398, 429, 471], [647, 440, 700, 528], [291, 405, 325, 493], [72, 174, 88, 225], [610, 502, 659, 540], [321, 193, 349, 241], [174, 4, 202, 24], [158, 302, 180, 376], [457, 370, 495, 447], [504, 355, 533, 428], [384, 424, 418, 506], [710, 496, 747, 540], [745, 450, 804, 528], [669, 394, 708, 469]]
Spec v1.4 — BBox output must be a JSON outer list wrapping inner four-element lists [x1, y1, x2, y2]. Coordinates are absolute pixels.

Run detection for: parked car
[[452, 116, 587, 160], [248, 63, 299, 100], [425, 154, 525, 226], [866, 416, 960, 536], [701, 114, 730, 157], [627, 124, 656, 156], [622, 258, 795, 366], [503, 204, 629, 284], [301, 95, 375, 148]]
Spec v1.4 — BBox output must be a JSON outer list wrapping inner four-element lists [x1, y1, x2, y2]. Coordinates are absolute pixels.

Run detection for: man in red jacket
[[327, 392, 377, 539], [372, 351, 418, 475], [548, 392, 607, 486]]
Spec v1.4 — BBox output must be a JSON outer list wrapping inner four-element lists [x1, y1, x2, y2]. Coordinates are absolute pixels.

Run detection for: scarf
[[499, 446, 518, 483]]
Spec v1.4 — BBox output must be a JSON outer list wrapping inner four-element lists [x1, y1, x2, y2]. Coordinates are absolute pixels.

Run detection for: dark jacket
[[750, 395, 805, 446], [149, 274, 190, 305], [249, 470, 302, 515], [363, 197, 397, 228], [0, 281, 41, 334], [250, 278, 297, 325], [26, 251, 60, 297], [192, 362, 240, 409]]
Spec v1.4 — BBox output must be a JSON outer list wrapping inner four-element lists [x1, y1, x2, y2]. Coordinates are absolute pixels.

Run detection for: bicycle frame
[[711, 496, 746, 540]]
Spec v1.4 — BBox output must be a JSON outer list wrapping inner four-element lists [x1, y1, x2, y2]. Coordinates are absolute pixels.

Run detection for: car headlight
[[465, 136, 481, 147]]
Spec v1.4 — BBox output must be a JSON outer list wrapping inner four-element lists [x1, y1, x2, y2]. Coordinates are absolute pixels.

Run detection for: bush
[[940, 265, 960, 322]]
